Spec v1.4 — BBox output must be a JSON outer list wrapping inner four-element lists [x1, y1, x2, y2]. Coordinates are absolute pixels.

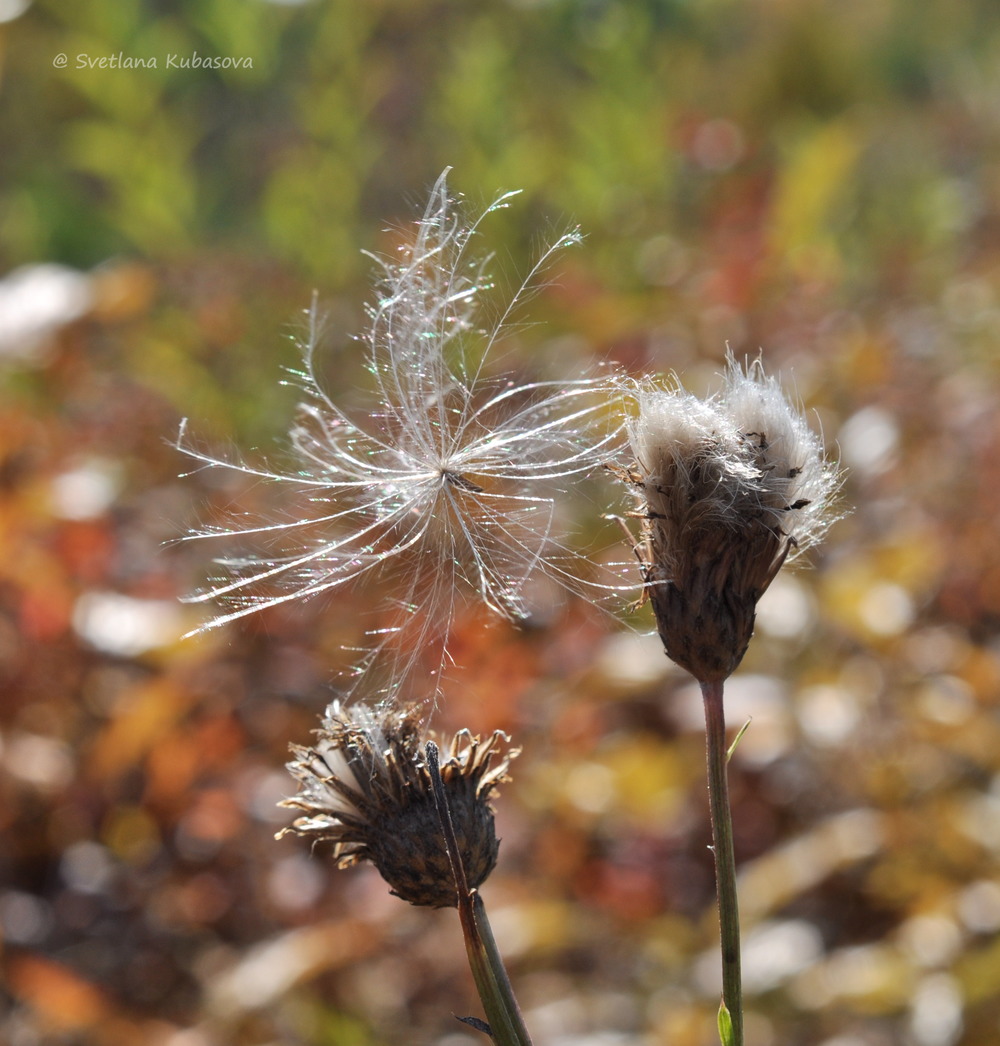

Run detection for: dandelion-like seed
[[180, 171, 624, 693], [622, 357, 841, 683], [277, 700, 515, 909]]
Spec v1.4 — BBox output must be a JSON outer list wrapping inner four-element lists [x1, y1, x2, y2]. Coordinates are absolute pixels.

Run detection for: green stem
[[700, 679, 744, 1046], [425, 742, 533, 1046], [460, 891, 533, 1046]]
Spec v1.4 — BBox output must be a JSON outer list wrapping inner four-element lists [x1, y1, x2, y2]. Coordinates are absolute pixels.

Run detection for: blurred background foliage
[[3, 0, 1000, 1044]]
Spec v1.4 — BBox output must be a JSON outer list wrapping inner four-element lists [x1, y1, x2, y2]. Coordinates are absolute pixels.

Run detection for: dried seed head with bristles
[[621, 357, 841, 683], [277, 701, 516, 908]]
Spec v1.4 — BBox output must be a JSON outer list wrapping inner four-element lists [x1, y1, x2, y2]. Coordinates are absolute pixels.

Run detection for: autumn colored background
[[3, 2, 1000, 1044]]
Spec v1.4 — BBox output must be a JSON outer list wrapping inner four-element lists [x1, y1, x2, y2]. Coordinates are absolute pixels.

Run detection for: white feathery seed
[[179, 171, 627, 694], [627, 356, 839, 563]]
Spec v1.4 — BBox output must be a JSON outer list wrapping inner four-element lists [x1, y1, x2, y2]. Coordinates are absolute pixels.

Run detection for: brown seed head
[[277, 701, 516, 908], [624, 360, 841, 682]]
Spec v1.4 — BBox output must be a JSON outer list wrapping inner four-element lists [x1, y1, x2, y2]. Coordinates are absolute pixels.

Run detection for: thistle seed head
[[624, 358, 841, 682], [277, 700, 516, 908]]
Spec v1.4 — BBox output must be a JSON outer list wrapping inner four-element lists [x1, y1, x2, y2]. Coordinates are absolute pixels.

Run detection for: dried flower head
[[621, 357, 841, 683], [277, 700, 516, 908], [179, 171, 624, 694]]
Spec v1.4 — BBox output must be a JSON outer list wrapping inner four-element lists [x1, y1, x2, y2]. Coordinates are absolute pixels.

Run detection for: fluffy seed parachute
[[179, 171, 627, 694]]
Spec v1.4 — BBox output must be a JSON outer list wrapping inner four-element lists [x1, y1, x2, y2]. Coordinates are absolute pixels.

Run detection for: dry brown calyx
[[277, 700, 516, 908]]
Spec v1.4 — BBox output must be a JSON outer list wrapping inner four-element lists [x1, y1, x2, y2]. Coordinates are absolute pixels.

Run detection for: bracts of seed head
[[620, 357, 841, 683], [277, 700, 517, 909]]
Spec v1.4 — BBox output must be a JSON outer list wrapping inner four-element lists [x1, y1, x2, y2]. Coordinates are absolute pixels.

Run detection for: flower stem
[[461, 891, 533, 1046], [700, 679, 743, 1046], [426, 742, 533, 1046]]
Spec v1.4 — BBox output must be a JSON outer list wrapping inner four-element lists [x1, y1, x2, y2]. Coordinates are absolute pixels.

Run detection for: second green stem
[[700, 678, 743, 1046]]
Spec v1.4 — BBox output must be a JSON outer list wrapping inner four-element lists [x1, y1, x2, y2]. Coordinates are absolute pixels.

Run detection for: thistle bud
[[277, 701, 515, 908], [623, 359, 840, 683]]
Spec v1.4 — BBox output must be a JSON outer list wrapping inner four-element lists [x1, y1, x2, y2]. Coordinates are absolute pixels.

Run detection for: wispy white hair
[[180, 171, 627, 696], [627, 356, 840, 565]]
